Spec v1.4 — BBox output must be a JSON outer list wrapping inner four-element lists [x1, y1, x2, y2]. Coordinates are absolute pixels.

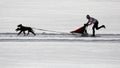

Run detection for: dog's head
[[16, 28, 20, 31], [17, 24, 22, 27]]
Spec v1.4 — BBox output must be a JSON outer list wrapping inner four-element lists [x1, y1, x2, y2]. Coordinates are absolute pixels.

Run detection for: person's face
[[87, 16, 90, 19]]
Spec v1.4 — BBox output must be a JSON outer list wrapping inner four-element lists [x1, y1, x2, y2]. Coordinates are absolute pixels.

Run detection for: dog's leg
[[31, 31, 36, 36], [30, 30, 36, 36], [30, 29, 36, 36], [17, 31, 22, 35], [27, 31, 30, 36], [23, 31, 26, 36]]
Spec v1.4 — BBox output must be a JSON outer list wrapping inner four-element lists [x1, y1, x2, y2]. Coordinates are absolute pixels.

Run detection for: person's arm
[[87, 19, 92, 25]]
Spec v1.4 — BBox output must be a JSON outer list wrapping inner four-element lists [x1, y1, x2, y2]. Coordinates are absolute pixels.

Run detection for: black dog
[[16, 24, 36, 36], [71, 23, 88, 35]]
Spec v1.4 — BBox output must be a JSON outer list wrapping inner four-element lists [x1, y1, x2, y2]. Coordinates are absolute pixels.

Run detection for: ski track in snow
[[0, 33, 120, 42]]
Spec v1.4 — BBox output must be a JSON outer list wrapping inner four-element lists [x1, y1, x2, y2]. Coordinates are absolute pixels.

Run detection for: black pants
[[92, 21, 105, 36]]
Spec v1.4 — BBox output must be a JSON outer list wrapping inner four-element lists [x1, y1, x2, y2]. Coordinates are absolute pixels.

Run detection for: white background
[[0, 0, 120, 34]]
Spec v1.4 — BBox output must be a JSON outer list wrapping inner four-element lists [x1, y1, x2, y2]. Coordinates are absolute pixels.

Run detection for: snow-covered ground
[[0, 41, 120, 68], [0, 33, 120, 42], [0, 33, 120, 68]]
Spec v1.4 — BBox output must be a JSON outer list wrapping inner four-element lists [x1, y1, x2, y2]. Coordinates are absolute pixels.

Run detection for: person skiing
[[86, 15, 106, 36]]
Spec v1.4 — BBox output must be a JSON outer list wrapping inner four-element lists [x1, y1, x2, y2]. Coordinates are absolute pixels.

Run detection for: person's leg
[[97, 25, 106, 29], [92, 25, 96, 36], [95, 21, 105, 30], [92, 21, 99, 36], [92, 21, 105, 36]]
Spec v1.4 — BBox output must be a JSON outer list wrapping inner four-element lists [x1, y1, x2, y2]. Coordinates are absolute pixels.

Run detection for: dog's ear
[[17, 24, 22, 27]]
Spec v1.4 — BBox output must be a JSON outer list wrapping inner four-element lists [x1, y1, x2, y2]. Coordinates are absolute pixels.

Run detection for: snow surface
[[0, 42, 120, 68], [0, 33, 120, 42], [0, 33, 120, 68]]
